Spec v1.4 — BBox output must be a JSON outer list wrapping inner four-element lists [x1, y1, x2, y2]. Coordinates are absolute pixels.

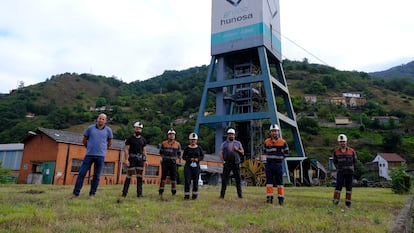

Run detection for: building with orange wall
[[18, 128, 222, 186]]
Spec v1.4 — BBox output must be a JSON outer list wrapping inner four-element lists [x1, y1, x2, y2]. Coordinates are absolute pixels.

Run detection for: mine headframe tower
[[195, 0, 305, 182]]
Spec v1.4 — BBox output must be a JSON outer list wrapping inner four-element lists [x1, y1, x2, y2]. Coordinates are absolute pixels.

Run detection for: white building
[[372, 153, 406, 180]]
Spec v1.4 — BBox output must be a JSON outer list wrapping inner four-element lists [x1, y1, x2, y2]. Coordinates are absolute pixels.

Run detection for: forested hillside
[[1, 60, 414, 169]]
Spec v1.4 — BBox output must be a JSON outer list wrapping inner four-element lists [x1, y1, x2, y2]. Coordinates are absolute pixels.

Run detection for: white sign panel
[[211, 0, 282, 60]]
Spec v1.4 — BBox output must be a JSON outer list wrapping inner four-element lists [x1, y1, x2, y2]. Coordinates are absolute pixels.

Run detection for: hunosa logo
[[221, 1, 252, 26], [226, 0, 242, 7]]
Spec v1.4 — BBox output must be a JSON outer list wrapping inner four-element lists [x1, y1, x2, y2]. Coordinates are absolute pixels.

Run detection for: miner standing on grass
[[72, 113, 113, 198], [219, 128, 244, 199], [121, 122, 147, 199], [159, 129, 181, 198], [263, 124, 289, 205], [332, 134, 357, 208], [182, 132, 204, 200]]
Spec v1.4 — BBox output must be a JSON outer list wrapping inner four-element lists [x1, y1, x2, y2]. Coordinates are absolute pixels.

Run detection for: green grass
[[0, 184, 410, 233]]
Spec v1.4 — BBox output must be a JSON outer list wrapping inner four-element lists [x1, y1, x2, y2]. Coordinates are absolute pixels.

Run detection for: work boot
[[159, 181, 165, 196], [184, 195, 190, 200], [266, 196, 273, 204], [137, 178, 143, 197], [171, 181, 177, 196], [122, 177, 131, 197], [278, 197, 284, 206], [345, 201, 352, 208]]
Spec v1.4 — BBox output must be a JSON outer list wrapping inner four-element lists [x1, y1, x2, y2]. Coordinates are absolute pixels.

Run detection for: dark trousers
[[265, 163, 283, 186], [184, 164, 200, 198], [335, 171, 353, 192], [122, 163, 144, 197], [159, 160, 177, 195], [220, 162, 242, 198], [333, 171, 354, 205]]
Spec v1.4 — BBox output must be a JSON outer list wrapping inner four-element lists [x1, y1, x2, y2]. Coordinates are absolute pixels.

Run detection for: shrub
[[0, 162, 15, 184], [390, 163, 412, 194]]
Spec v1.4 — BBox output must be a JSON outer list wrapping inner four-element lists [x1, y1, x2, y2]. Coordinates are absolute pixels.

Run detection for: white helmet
[[133, 122, 143, 128], [189, 133, 198, 140], [167, 129, 176, 134], [337, 134, 347, 142], [227, 128, 236, 134], [269, 124, 280, 131]]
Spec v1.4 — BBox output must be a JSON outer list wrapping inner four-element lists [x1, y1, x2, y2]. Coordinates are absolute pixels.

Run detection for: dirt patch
[[22, 189, 45, 194]]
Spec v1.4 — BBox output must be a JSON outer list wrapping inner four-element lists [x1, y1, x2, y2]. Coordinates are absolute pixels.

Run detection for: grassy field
[[0, 184, 410, 233]]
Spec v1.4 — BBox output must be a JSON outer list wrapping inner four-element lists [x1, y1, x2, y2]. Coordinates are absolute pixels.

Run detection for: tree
[[304, 81, 327, 95], [382, 132, 402, 152], [297, 117, 320, 134], [95, 97, 107, 108], [390, 163, 411, 194]]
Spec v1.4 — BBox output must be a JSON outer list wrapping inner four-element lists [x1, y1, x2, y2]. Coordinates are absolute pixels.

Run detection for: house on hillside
[[304, 95, 317, 104], [349, 97, 366, 109], [18, 128, 222, 186], [334, 117, 351, 125], [372, 116, 400, 125], [0, 143, 24, 182], [330, 97, 346, 106], [372, 153, 406, 180]]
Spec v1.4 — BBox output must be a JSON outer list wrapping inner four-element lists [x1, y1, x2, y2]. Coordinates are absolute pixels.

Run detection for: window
[[103, 162, 115, 175], [145, 165, 160, 177], [71, 159, 82, 173], [0, 151, 23, 170], [32, 163, 42, 173]]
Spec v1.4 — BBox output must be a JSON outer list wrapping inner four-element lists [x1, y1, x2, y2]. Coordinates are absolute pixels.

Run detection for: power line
[[273, 28, 331, 66]]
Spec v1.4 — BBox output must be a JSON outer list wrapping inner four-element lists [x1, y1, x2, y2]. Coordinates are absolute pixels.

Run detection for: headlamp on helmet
[[337, 134, 347, 142], [269, 124, 280, 131], [189, 133, 198, 140], [133, 122, 143, 128], [167, 129, 176, 134]]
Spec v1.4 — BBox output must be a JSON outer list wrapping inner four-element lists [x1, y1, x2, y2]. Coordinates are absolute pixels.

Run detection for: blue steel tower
[[195, 0, 305, 179]]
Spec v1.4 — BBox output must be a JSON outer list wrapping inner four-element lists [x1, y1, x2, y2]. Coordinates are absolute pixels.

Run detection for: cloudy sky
[[0, 0, 413, 94]]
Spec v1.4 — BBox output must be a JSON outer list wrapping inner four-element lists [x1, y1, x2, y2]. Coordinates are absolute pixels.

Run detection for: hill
[[370, 60, 414, 80], [0, 60, 414, 169]]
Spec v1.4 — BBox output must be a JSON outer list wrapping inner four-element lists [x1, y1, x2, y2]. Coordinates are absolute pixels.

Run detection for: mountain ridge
[[369, 60, 414, 79]]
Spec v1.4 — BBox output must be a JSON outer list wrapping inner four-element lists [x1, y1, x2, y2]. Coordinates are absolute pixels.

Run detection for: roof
[[35, 127, 125, 150], [0, 143, 24, 151], [311, 159, 327, 173], [377, 153, 406, 162]]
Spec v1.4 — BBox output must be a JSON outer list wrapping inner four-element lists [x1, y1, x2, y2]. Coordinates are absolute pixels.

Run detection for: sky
[[0, 0, 413, 94]]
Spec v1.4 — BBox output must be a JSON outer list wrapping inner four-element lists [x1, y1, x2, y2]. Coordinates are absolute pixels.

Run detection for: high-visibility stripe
[[266, 184, 274, 197], [277, 185, 284, 197]]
